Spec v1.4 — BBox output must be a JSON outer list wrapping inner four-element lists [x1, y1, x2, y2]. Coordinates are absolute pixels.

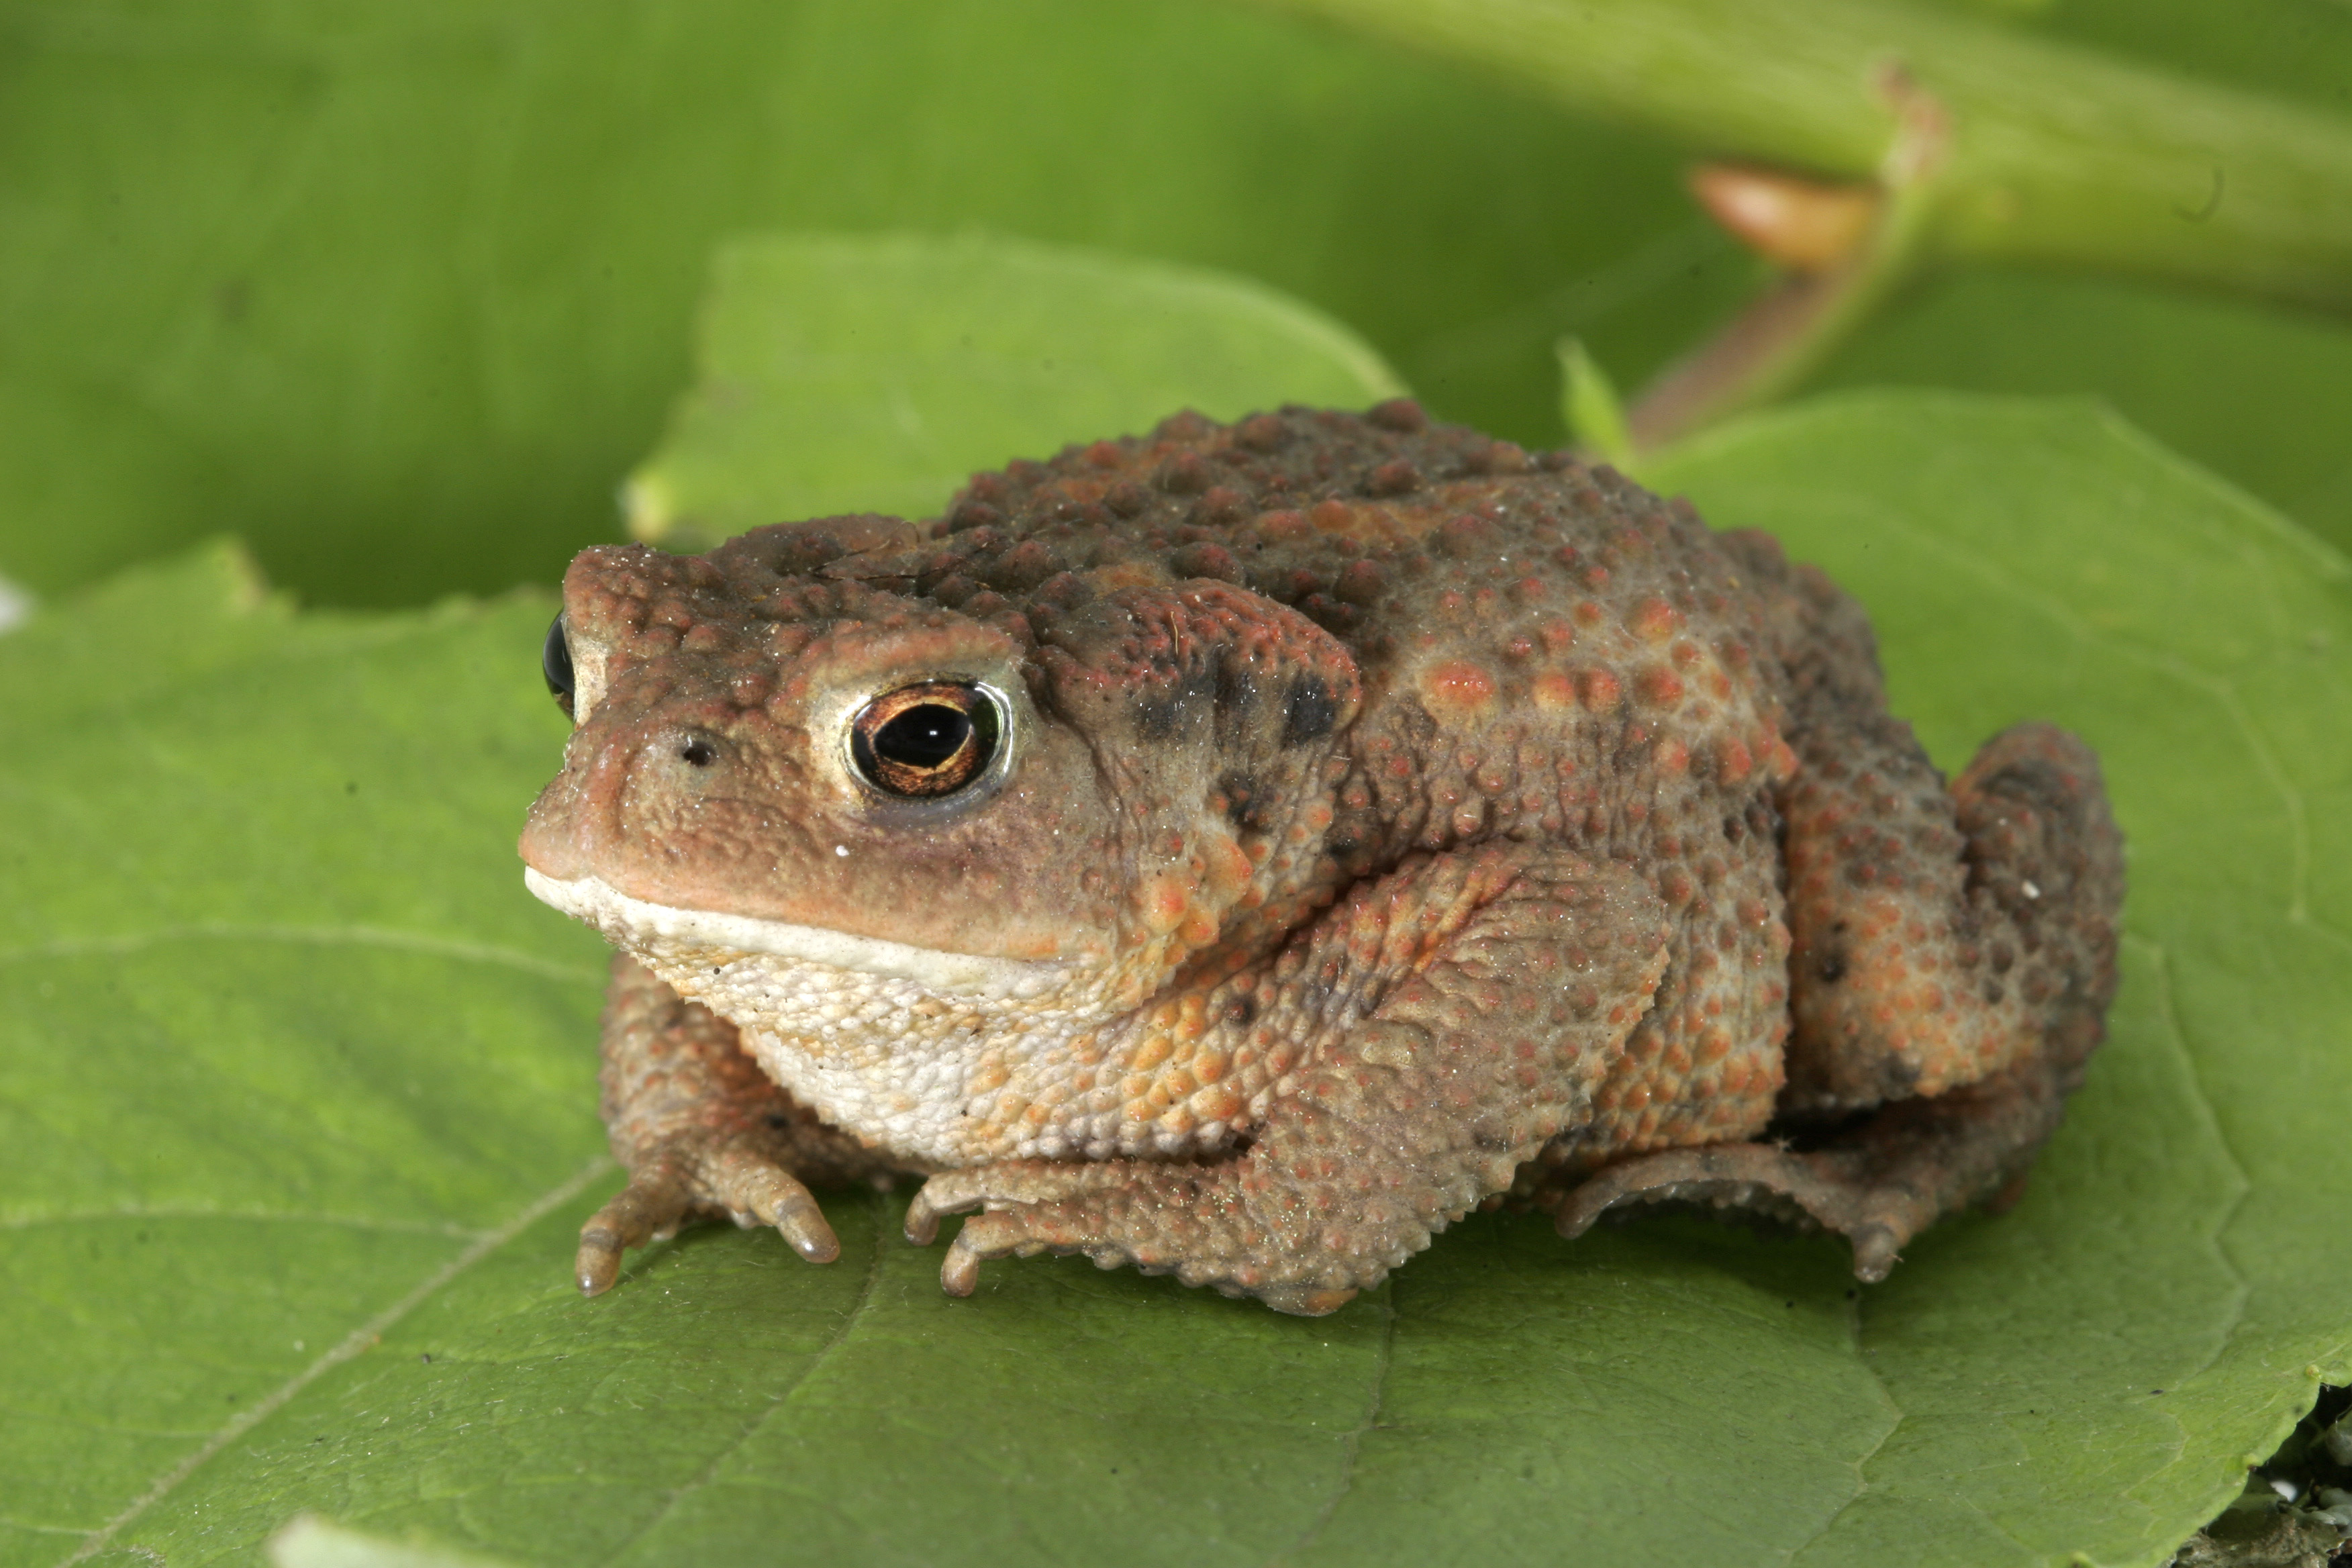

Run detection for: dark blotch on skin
[[1132, 663, 1218, 744], [1281, 676, 1338, 748], [1220, 771, 1271, 832], [1132, 695, 1183, 744], [1873, 1055, 1921, 1099], [1214, 654, 1258, 718]]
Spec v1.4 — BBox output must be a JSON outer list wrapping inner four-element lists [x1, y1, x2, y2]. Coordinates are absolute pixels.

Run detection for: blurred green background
[[6, 0, 2351, 613]]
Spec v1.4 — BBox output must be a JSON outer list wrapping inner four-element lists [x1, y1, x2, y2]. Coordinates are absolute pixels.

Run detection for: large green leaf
[[5, 228, 2347, 1563], [622, 232, 1402, 550], [1809, 265, 2352, 558]]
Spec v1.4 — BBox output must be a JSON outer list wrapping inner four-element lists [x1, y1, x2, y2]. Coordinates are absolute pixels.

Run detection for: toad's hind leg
[[1559, 722, 2123, 1279], [905, 847, 1673, 1315], [575, 954, 910, 1295]]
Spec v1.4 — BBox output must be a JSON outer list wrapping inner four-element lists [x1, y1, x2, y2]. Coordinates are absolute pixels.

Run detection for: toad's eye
[[542, 614, 575, 718], [848, 682, 1004, 799]]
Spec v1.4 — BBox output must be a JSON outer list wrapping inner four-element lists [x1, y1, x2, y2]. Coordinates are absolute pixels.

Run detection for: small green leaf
[[1555, 336, 1637, 474], [1810, 268, 2352, 559], [622, 232, 1403, 550]]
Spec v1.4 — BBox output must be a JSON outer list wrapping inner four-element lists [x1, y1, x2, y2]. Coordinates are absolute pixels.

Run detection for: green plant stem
[[1622, 77, 1948, 450], [1261, 0, 2352, 316]]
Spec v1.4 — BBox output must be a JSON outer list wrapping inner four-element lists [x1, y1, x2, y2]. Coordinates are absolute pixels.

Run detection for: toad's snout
[[518, 714, 746, 883]]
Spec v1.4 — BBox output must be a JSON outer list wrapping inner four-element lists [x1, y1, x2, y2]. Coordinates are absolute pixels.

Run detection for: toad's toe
[[577, 1167, 696, 1296]]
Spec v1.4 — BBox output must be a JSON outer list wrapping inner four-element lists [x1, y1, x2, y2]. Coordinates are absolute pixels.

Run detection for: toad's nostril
[[679, 738, 718, 768]]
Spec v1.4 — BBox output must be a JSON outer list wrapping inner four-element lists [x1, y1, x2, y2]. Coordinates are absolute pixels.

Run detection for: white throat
[[524, 867, 1101, 1165]]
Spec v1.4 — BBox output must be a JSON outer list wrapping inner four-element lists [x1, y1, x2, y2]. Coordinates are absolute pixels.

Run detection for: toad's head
[[518, 513, 1359, 1018]]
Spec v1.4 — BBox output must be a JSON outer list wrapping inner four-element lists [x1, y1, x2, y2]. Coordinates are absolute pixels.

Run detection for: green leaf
[[623, 232, 1402, 550], [1810, 268, 2352, 568], [0, 544, 611, 1567], [1647, 393, 2352, 1562], [4, 371, 2346, 1566], [1554, 337, 1636, 474]]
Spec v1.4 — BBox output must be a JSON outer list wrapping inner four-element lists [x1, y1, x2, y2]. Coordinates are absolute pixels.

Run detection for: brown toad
[[519, 401, 2123, 1316]]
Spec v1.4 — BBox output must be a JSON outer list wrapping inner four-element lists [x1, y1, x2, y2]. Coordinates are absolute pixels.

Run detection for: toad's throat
[[522, 869, 1072, 1001]]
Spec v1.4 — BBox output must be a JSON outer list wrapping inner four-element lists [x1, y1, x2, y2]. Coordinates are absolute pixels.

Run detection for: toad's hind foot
[[1558, 1019, 2076, 1281]]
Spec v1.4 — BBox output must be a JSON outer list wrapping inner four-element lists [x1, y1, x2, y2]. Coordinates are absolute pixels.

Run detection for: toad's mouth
[[522, 869, 1073, 1001]]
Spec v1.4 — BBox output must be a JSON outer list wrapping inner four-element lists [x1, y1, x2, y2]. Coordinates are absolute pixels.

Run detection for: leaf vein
[[2119, 935, 2253, 1497], [1777, 1271, 1905, 1565], [593, 1189, 893, 1567], [51, 1154, 613, 1567], [1260, 1278, 1397, 1567]]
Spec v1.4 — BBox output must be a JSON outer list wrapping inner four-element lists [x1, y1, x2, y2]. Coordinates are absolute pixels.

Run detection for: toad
[[520, 401, 2122, 1316]]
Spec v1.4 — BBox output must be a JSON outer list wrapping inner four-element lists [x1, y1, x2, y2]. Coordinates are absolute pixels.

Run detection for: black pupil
[[874, 705, 971, 768], [542, 614, 575, 715], [851, 685, 1002, 799]]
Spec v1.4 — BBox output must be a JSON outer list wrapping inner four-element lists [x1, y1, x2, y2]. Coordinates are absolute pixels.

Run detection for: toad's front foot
[[577, 1139, 839, 1295]]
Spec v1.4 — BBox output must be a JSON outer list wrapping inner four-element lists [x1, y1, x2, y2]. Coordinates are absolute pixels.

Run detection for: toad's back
[[922, 403, 1815, 1166]]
